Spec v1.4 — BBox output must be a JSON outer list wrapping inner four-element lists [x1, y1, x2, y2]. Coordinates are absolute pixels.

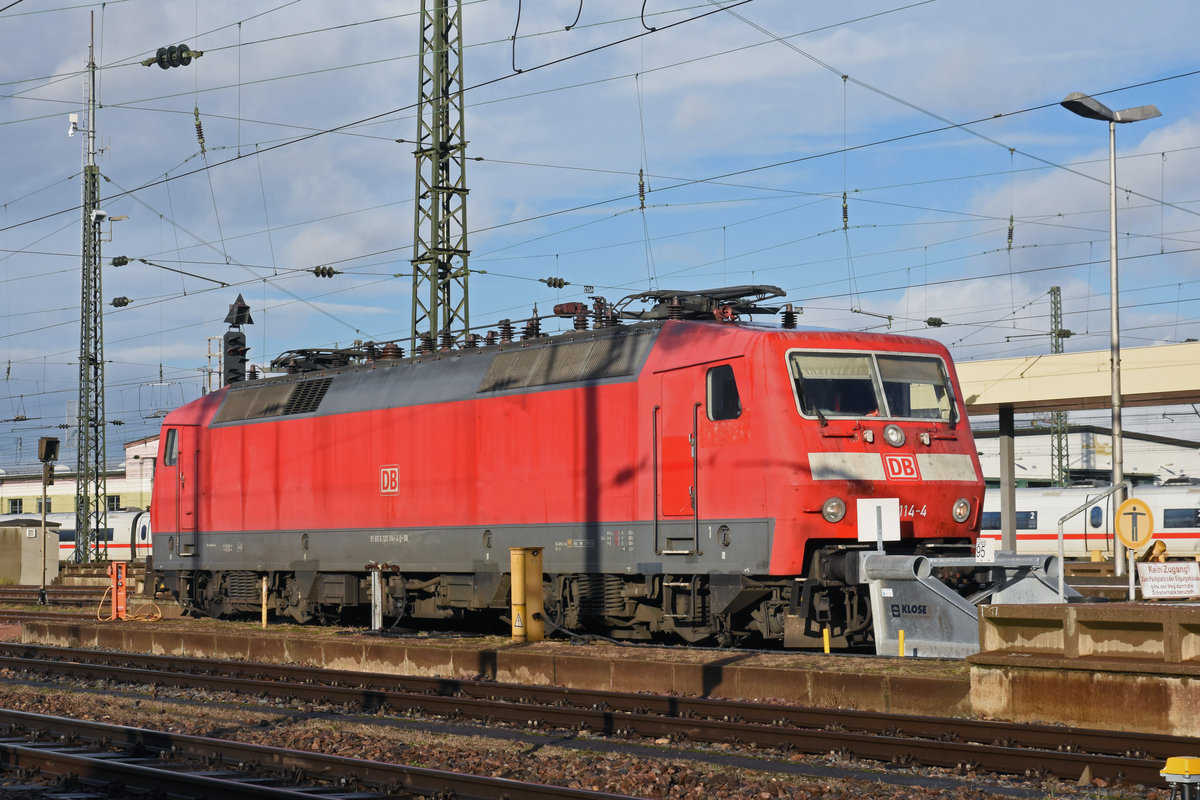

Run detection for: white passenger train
[[980, 483, 1200, 559], [0, 511, 152, 562]]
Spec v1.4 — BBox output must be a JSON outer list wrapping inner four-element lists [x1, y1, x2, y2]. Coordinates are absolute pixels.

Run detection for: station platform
[[13, 606, 1197, 736], [20, 618, 972, 716], [971, 601, 1200, 736]]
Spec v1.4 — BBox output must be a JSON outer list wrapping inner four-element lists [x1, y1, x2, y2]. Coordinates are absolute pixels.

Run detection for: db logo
[[380, 464, 400, 495], [882, 454, 920, 481]]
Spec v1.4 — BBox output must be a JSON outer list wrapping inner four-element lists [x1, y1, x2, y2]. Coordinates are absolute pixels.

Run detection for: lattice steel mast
[[410, 0, 470, 351], [75, 14, 108, 562], [1049, 286, 1070, 487]]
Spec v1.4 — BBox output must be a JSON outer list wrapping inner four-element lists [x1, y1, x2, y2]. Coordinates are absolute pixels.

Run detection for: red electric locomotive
[[151, 287, 985, 647]]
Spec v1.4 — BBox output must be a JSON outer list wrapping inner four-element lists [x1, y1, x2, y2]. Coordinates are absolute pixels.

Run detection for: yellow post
[[510, 548, 527, 641], [261, 575, 268, 629], [822, 627, 830, 654], [898, 629, 905, 657], [525, 548, 544, 642]]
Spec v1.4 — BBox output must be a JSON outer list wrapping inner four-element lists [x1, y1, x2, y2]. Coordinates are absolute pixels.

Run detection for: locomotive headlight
[[822, 497, 847, 523], [952, 497, 971, 523], [883, 424, 905, 447]]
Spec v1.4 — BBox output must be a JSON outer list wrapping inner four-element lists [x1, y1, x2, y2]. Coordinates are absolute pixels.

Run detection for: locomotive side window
[[162, 429, 178, 466], [706, 364, 741, 421]]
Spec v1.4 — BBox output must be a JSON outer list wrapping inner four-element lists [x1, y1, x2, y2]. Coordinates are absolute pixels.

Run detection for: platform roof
[[957, 341, 1200, 416]]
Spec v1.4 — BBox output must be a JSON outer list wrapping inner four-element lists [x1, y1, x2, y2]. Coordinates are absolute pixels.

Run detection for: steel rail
[[0, 707, 640, 800], [0, 643, 1166, 786], [0, 642, 1181, 758]]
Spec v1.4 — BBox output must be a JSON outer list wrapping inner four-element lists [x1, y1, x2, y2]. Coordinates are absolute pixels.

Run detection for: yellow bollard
[[898, 629, 905, 657], [524, 548, 544, 643], [509, 547, 545, 642], [510, 548, 527, 641], [822, 627, 830, 654]]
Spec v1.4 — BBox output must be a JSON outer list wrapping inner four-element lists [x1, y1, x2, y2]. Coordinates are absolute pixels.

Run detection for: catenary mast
[[1049, 286, 1070, 487], [410, 0, 470, 352], [75, 13, 108, 562]]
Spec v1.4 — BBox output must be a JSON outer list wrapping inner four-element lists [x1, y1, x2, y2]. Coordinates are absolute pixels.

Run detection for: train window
[[163, 429, 178, 466], [706, 364, 741, 421], [1163, 509, 1200, 528], [876, 355, 954, 422], [980, 511, 1038, 530], [1089, 506, 1103, 528], [789, 350, 955, 421], [790, 353, 879, 417]]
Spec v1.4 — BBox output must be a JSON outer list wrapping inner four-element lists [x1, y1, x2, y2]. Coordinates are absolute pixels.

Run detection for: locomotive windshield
[[788, 351, 956, 422]]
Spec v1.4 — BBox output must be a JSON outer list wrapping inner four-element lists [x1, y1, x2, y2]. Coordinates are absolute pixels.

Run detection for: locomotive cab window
[[789, 350, 955, 422], [162, 429, 178, 466], [790, 353, 877, 418], [707, 364, 741, 421], [877, 355, 954, 421]]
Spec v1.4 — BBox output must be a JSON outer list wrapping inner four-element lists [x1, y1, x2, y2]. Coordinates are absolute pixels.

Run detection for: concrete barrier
[[978, 602, 1200, 663]]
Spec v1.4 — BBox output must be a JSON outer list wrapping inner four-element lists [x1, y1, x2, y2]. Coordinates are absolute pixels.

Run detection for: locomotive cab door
[[162, 425, 199, 556], [655, 368, 701, 555]]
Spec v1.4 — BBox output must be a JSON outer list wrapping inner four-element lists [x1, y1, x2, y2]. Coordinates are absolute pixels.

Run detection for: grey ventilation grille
[[213, 377, 333, 423], [478, 332, 654, 393]]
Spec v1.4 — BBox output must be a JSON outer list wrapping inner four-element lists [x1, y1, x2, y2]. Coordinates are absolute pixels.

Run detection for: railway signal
[[223, 330, 249, 385], [223, 294, 254, 385]]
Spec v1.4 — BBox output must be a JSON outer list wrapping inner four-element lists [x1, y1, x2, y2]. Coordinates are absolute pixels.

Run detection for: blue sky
[[1, 0, 1199, 471]]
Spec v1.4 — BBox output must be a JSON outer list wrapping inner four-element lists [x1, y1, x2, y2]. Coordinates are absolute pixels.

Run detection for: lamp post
[[1060, 91, 1161, 577]]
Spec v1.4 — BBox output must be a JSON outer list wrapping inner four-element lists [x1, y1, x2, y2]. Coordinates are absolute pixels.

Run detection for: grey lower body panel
[[154, 518, 775, 576]]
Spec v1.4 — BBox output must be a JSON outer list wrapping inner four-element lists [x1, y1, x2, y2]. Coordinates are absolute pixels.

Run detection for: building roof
[[958, 341, 1200, 415]]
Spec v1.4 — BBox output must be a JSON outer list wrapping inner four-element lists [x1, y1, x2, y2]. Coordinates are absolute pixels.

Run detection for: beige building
[[0, 436, 158, 516]]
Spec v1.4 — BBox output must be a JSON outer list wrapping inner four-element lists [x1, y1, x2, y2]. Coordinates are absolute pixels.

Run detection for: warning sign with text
[[1137, 561, 1200, 600]]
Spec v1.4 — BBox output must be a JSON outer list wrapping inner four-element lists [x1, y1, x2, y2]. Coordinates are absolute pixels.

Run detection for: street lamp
[[1060, 91, 1161, 576]]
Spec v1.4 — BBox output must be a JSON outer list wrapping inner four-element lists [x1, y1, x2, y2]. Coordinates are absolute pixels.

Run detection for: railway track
[[0, 707, 635, 799], [0, 642, 1172, 788], [0, 585, 109, 607]]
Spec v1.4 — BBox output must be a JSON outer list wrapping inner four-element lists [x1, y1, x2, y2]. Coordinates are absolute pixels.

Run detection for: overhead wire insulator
[[638, 168, 646, 211], [842, 191, 849, 231], [143, 43, 202, 68], [312, 266, 339, 278], [542, 276, 567, 289], [194, 106, 206, 155], [110, 256, 129, 267], [110, 297, 130, 308], [1007, 214, 1014, 250]]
